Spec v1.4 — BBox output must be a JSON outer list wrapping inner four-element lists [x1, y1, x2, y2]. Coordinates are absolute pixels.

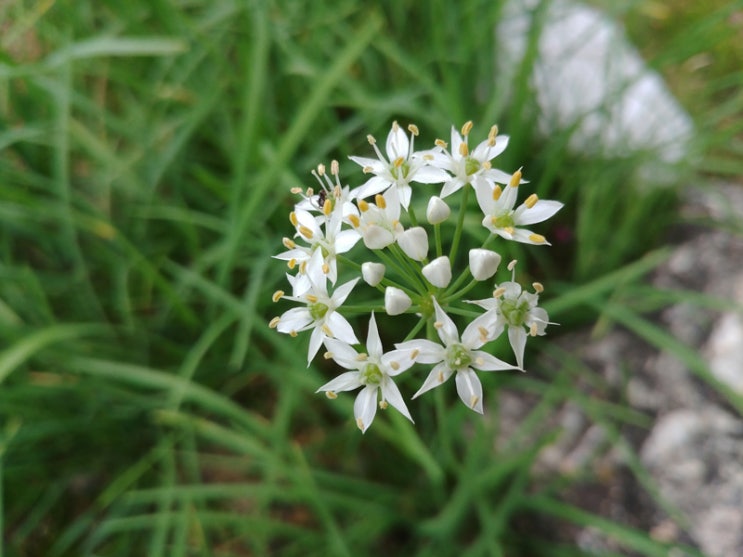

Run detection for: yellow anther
[[298, 225, 314, 239], [375, 194, 386, 209], [411, 349, 420, 360], [482, 161, 492, 170], [282, 237, 295, 249], [269, 317, 280, 328], [461, 120, 473, 136], [362, 165, 373, 174], [438, 371, 445, 383], [504, 226, 515, 235], [525, 193, 538, 209], [470, 395, 480, 408], [305, 187, 315, 197], [330, 160, 339, 175], [459, 141, 469, 157], [272, 290, 284, 303], [326, 391, 338, 399], [507, 259, 518, 271], [306, 294, 318, 303], [290, 187, 303, 194], [408, 123, 419, 136], [533, 282, 544, 293], [529, 233, 547, 244], [379, 400, 389, 410], [355, 353, 368, 361], [289, 330, 298, 337], [475, 357, 484, 367], [356, 417, 365, 430], [435, 138, 448, 149], [492, 185, 502, 201], [493, 287, 506, 298], [323, 199, 332, 216], [321, 324, 333, 336], [434, 320, 443, 329], [323, 351, 333, 360], [298, 260, 306, 273], [423, 153, 434, 160], [289, 212, 298, 226], [487, 124, 498, 146], [367, 134, 376, 145], [509, 168, 522, 188], [390, 361, 400, 371], [391, 120, 399, 132], [478, 326, 489, 342], [349, 214, 360, 227], [316, 164, 325, 176], [530, 323, 539, 336], [333, 185, 341, 198], [393, 156, 404, 168], [288, 259, 297, 270], [322, 262, 330, 275], [358, 199, 369, 212]]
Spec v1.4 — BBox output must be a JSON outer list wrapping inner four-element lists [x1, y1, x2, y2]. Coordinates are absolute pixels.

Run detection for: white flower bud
[[384, 287, 411, 316], [361, 262, 385, 287], [469, 249, 502, 281], [397, 226, 428, 261], [426, 196, 450, 224], [422, 256, 452, 288]]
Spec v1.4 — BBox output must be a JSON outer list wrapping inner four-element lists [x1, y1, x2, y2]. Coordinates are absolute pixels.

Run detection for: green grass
[[1, 0, 741, 555]]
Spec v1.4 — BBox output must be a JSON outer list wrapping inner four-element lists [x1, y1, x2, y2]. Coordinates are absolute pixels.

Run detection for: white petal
[[528, 308, 550, 335], [411, 166, 452, 184], [394, 339, 444, 364], [422, 256, 452, 288], [384, 287, 411, 316], [331, 278, 359, 307], [365, 313, 383, 359], [516, 200, 564, 225], [348, 155, 385, 173], [361, 262, 385, 287], [381, 348, 418, 375], [317, 371, 362, 393], [440, 178, 465, 199], [307, 326, 326, 364], [386, 123, 410, 161], [323, 337, 361, 369], [483, 168, 514, 185], [511, 228, 551, 246], [470, 350, 517, 371], [462, 312, 497, 349], [380, 378, 413, 422], [508, 326, 528, 369], [276, 307, 313, 333], [325, 312, 359, 345], [412, 362, 453, 399], [354, 386, 378, 433], [474, 180, 496, 216], [469, 249, 501, 281], [455, 368, 484, 414], [431, 297, 460, 346], [426, 196, 451, 224], [397, 226, 429, 261], [334, 229, 362, 254], [351, 175, 391, 200], [363, 225, 396, 250]]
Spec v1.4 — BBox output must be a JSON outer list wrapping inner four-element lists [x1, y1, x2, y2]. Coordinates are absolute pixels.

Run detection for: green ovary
[[491, 213, 514, 229], [309, 303, 329, 321], [500, 298, 529, 327], [446, 343, 472, 370], [465, 157, 480, 176], [361, 363, 383, 385], [391, 162, 410, 180]]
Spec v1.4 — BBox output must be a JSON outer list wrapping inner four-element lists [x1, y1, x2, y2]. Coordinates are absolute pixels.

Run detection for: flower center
[[446, 343, 472, 370], [500, 298, 529, 327], [491, 212, 515, 229], [361, 363, 383, 385], [309, 302, 329, 321], [391, 161, 410, 181], [464, 156, 481, 176]]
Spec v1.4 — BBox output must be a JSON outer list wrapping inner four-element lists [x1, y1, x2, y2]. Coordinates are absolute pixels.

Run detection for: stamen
[[297, 260, 306, 273], [289, 330, 298, 337], [492, 287, 506, 298], [348, 214, 360, 227], [509, 168, 522, 188], [289, 212, 298, 226], [367, 134, 376, 145], [330, 160, 339, 176], [272, 290, 284, 303], [362, 165, 373, 174], [322, 262, 330, 275], [492, 185, 502, 201], [390, 361, 400, 371], [530, 323, 539, 336], [269, 317, 280, 328], [478, 326, 489, 342], [323, 351, 333, 359], [306, 294, 318, 303], [290, 187, 303, 194], [459, 142, 469, 157], [287, 259, 297, 270], [356, 417, 365, 430], [355, 353, 368, 361], [504, 226, 515, 235], [461, 120, 473, 136], [358, 199, 369, 212], [482, 161, 492, 170], [532, 282, 544, 293], [475, 356, 484, 366], [434, 320, 443, 329], [487, 124, 498, 146], [524, 193, 538, 209], [375, 194, 386, 209], [470, 395, 480, 408], [321, 324, 333, 336], [282, 237, 295, 249], [322, 199, 332, 216], [379, 400, 389, 409], [529, 233, 547, 244], [298, 225, 314, 239], [411, 349, 420, 359], [393, 156, 404, 168], [435, 139, 447, 149], [507, 259, 518, 271], [391, 120, 399, 132], [326, 391, 337, 399], [408, 123, 419, 136], [437, 370, 445, 383], [316, 164, 325, 176]]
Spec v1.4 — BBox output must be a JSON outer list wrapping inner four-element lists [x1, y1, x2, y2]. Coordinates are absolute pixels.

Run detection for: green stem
[[448, 183, 471, 266]]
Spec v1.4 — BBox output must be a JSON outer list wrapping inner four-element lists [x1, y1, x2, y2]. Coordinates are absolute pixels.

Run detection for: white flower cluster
[[270, 121, 563, 432]]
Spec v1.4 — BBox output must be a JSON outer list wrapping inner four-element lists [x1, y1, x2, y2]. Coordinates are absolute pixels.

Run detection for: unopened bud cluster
[[271, 121, 563, 432]]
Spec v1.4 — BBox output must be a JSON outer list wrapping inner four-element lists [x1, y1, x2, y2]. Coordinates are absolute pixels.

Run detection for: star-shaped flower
[[349, 121, 450, 210], [475, 169, 563, 245], [318, 313, 416, 433], [396, 297, 517, 413]]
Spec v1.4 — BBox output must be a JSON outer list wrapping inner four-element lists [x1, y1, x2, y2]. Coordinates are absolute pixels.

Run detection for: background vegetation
[[1, 0, 741, 555]]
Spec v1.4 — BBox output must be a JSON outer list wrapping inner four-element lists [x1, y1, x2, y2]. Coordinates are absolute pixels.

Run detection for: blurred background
[[1, 0, 742, 555]]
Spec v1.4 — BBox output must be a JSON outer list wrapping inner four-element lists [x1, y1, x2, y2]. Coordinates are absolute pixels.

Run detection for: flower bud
[[426, 196, 450, 224], [397, 226, 428, 261], [422, 256, 452, 288], [361, 262, 385, 287], [469, 249, 502, 281], [384, 287, 412, 316]]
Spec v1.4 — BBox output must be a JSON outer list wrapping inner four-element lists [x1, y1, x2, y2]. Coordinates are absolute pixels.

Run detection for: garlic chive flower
[[384, 287, 412, 316], [428, 121, 514, 199], [349, 121, 450, 211], [350, 187, 403, 250], [475, 169, 563, 245], [396, 297, 517, 414], [318, 313, 416, 433]]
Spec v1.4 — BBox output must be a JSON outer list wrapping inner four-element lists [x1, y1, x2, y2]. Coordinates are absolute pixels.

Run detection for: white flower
[[294, 161, 359, 224], [348, 187, 403, 250], [422, 256, 452, 288], [397, 226, 428, 261], [396, 297, 517, 413], [428, 121, 514, 198], [318, 313, 416, 433], [361, 262, 385, 287], [426, 195, 451, 224], [384, 287, 412, 316], [468, 280, 550, 369], [349, 121, 450, 210], [271, 276, 360, 365], [475, 169, 563, 245], [469, 249, 502, 281]]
